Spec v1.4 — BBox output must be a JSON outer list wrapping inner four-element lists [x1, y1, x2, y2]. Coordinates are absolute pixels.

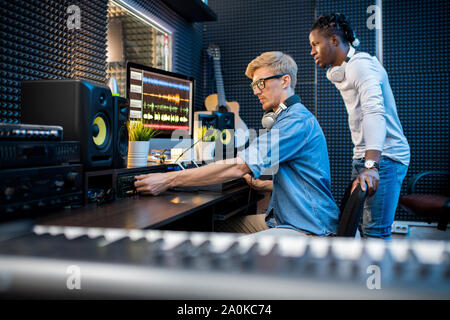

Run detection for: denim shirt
[[237, 102, 339, 236]]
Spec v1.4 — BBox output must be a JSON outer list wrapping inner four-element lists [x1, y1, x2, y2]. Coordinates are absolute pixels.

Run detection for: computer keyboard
[[0, 225, 448, 299]]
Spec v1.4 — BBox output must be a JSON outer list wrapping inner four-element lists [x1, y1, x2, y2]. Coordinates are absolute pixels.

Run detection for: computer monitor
[[126, 62, 194, 151]]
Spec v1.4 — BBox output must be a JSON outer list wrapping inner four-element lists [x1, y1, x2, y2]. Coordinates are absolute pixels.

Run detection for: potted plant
[[127, 121, 158, 168]]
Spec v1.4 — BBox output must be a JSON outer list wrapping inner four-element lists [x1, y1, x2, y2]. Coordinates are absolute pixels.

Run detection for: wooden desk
[[36, 185, 260, 231]]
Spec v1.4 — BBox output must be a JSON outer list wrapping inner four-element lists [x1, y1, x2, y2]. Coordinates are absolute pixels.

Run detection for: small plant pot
[[127, 140, 150, 168]]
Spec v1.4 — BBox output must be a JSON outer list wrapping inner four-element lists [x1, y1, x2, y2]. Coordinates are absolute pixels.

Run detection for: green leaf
[[128, 121, 159, 141]]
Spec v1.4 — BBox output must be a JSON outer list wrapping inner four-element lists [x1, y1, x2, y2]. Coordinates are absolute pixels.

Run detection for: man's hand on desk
[[134, 173, 169, 196], [243, 174, 273, 192]]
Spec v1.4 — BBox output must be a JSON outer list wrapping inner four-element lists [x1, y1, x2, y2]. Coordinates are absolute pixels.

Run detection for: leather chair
[[399, 171, 450, 231]]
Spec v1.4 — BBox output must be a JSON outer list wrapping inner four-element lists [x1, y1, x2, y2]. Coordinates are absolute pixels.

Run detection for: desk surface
[[36, 185, 250, 229]]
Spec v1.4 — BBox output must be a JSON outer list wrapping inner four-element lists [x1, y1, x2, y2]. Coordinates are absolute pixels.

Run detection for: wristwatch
[[364, 159, 380, 170]]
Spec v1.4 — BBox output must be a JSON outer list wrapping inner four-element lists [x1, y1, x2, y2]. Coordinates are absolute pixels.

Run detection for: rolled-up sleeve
[[347, 59, 386, 151], [237, 116, 311, 179]]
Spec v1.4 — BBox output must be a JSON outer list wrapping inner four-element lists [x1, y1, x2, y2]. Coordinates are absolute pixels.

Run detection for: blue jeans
[[351, 156, 408, 239]]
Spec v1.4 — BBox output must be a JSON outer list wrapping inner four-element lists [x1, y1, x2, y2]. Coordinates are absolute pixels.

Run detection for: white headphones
[[261, 95, 301, 130], [326, 46, 355, 83]]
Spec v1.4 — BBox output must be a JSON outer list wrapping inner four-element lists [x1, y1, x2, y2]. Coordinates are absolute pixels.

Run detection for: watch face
[[365, 160, 375, 169]]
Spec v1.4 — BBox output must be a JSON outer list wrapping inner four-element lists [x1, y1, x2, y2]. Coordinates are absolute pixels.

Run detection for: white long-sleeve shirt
[[332, 52, 410, 166]]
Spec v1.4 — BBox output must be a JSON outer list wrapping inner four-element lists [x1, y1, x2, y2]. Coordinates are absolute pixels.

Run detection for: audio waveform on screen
[[143, 76, 190, 91], [144, 123, 190, 130], [143, 93, 189, 104], [143, 113, 188, 123], [143, 102, 189, 115]]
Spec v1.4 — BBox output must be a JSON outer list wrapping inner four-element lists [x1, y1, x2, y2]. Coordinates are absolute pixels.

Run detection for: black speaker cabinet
[[113, 96, 129, 169], [214, 112, 235, 159], [21, 80, 113, 170], [216, 112, 235, 145], [216, 112, 234, 130]]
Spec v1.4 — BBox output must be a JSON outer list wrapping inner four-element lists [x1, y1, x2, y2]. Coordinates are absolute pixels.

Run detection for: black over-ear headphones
[[261, 94, 301, 129]]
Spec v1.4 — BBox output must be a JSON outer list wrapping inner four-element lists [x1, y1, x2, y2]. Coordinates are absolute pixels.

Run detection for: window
[[106, 0, 172, 97]]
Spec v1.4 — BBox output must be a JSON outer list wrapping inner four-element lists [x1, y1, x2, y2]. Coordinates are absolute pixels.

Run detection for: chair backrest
[[337, 184, 367, 237], [406, 171, 449, 195]]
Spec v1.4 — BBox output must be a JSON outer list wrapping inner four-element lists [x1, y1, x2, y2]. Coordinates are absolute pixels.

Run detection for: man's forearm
[[166, 158, 250, 188], [243, 174, 272, 192], [365, 150, 381, 162], [260, 180, 273, 192]]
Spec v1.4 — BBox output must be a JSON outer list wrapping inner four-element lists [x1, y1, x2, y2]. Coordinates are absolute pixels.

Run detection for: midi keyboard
[[0, 224, 448, 299]]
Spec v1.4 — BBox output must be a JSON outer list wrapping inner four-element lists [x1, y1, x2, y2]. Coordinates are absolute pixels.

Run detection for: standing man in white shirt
[[309, 13, 410, 239]]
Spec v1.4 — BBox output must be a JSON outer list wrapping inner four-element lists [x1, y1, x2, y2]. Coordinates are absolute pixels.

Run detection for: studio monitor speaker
[[193, 111, 235, 160], [215, 111, 235, 146], [113, 96, 129, 169], [21, 80, 113, 169]]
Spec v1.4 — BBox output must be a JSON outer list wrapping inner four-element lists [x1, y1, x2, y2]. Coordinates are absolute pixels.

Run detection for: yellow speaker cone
[[220, 129, 232, 145], [93, 116, 107, 146]]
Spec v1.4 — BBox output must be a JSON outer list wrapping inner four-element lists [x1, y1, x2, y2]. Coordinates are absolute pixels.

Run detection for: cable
[[173, 129, 215, 164], [173, 136, 203, 164], [245, 176, 252, 214]]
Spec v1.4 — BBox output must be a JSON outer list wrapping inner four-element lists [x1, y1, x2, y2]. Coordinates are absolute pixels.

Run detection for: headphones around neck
[[326, 46, 355, 83], [261, 94, 301, 130]]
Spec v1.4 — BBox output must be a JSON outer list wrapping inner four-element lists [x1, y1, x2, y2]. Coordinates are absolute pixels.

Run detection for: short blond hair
[[245, 51, 297, 88]]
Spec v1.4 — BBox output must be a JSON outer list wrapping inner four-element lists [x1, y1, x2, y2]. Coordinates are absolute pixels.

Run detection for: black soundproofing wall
[[203, 0, 449, 221], [383, 0, 449, 221], [0, 0, 204, 124], [0, 0, 109, 124], [120, 0, 204, 112], [203, 0, 316, 131]]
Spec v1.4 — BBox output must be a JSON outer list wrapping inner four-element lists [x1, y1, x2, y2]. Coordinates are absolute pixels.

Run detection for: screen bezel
[[126, 61, 195, 138]]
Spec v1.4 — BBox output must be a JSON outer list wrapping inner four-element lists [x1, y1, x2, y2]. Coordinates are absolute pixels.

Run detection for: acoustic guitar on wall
[[205, 44, 249, 147]]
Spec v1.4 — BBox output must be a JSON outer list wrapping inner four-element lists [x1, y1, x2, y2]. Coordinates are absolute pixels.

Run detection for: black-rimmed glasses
[[250, 74, 285, 91]]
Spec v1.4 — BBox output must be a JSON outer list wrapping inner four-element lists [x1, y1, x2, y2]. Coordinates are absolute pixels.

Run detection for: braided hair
[[311, 13, 360, 47]]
